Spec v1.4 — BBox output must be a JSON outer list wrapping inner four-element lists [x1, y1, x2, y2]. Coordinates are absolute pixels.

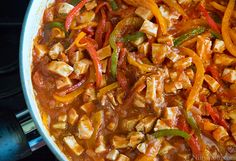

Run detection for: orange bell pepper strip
[[53, 88, 84, 103], [95, 9, 106, 49], [179, 47, 205, 111], [65, 0, 89, 31]]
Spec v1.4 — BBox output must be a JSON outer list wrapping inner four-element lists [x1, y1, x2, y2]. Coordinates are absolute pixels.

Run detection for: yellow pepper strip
[[127, 53, 155, 72], [164, 0, 188, 18], [222, 0, 236, 57], [210, 1, 236, 18], [53, 88, 85, 103], [179, 47, 205, 111], [97, 82, 118, 98], [72, 22, 98, 30], [229, 28, 236, 44], [66, 31, 87, 51]]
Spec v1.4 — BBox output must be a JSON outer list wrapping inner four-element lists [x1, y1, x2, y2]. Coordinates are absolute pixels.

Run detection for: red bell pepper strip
[[95, 2, 113, 14], [198, 4, 221, 33], [95, 9, 106, 49], [80, 37, 102, 88], [206, 65, 221, 83], [205, 103, 229, 130], [65, 0, 89, 31], [103, 21, 113, 47]]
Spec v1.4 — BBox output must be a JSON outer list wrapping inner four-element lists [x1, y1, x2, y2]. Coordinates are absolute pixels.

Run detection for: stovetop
[[0, 1, 57, 160]]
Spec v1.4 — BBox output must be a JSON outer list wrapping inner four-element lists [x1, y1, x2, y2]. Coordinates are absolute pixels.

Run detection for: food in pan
[[32, 0, 236, 160]]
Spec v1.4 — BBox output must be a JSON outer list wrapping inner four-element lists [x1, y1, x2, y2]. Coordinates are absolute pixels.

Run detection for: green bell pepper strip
[[174, 26, 206, 47], [70, 0, 81, 6], [210, 30, 222, 39], [186, 112, 200, 135], [121, 31, 145, 43], [45, 21, 65, 31], [153, 129, 190, 139], [109, 0, 118, 10], [109, 17, 143, 78]]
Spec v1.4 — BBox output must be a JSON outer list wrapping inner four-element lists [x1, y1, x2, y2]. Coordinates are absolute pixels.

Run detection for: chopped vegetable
[[121, 32, 145, 43], [174, 27, 206, 46], [97, 82, 118, 98], [109, 0, 118, 11], [153, 129, 190, 139], [46, 21, 65, 31], [53, 88, 84, 103]]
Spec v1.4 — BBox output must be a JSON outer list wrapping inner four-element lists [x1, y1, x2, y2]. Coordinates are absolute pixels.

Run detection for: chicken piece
[[121, 116, 143, 132], [196, 36, 212, 66], [157, 35, 174, 46], [63, 135, 84, 156], [83, 85, 96, 102], [68, 108, 78, 125], [231, 123, 236, 141], [58, 114, 67, 122], [133, 93, 146, 108], [229, 110, 236, 121], [138, 42, 149, 55], [116, 154, 130, 161], [49, 42, 64, 60], [69, 50, 84, 65], [159, 5, 180, 28], [222, 68, 236, 83], [152, 43, 169, 65], [214, 53, 236, 66], [163, 106, 180, 126], [73, 59, 92, 76], [95, 135, 106, 153], [112, 136, 129, 149], [57, 3, 74, 15], [185, 68, 195, 81], [178, 0, 192, 5], [80, 102, 95, 114], [52, 122, 67, 130], [34, 43, 48, 59], [56, 77, 72, 89], [203, 121, 218, 131], [177, 72, 192, 89], [128, 132, 145, 148], [48, 61, 73, 77], [78, 11, 95, 24], [137, 142, 147, 154], [106, 149, 119, 161], [204, 74, 220, 92], [146, 75, 157, 104], [166, 51, 181, 62], [107, 92, 118, 106], [154, 119, 170, 131], [135, 6, 153, 20], [77, 115, 94, 139], [165, 81, 177, 94], [213, 39, 226, 53], [85, 0, 97, 11], [131, 36, 145, 47], [140, 20, 158, 37], [136, 116, 157, 133], [159, 140, 174, 155], [107, 122, 118, 132], [213, 126, 229, 142], [173, 57, 192, 70], [97, 45, 112, 60]]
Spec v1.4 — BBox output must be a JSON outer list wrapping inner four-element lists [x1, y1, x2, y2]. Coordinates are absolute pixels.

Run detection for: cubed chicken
[[107, 92, 118, 106], [58, 114, 67, 122], [85, 0, 97, 11], [106, 149, 119, 161], [159, 141, 174, 155], [146, 75, 157, 104], [56, 77, 72, 89], [34, 43, 48, 59], [52, 122, 67, 129], [138, 42, 149, 55], [131, 35, 145, 47], [77, 115, 94, 139], [95, 135, 106, 153], [185, 68, 195, 81], [57, 3, 74, 15], [177, 72, 192, 89], [214, 53, 236, 66], [178, 0, 192, 5], [203, 121, 218, 131], [213, 126, 229, 142], [173, 57, 192, 70], [231, 123, 236, 141], [97, 45, 112, 60], [165, 81, 177, 94], [80, 102, 95, 114], [159, 5, 180, 28], [116, 154, 130, 161], [135, 7, 153, 20], [49, 42, 64, 60], [73, 59, 92, 76], [140, 20, 158, 37], [112, 136, 129, 149], [137, 142, 147, 154], [83, 85, 96, 102], [196, 36, 212, 66], [121, 117, 143, 132], [166, 51, 181, 62], [78, 11, 95, 24], [213, 39, 226, 53], [157, 35, 174, 46], [133, 93, 146, 108], [154, 119, 170, 131], [152, 43, 169, 64], [222, 68, 236, 83], [229, 110, 236, 120], [204, 74, 220, 92], [69, 50, 84, 65], [68, 108, 78, 125], [107, 122, 118, 131], [48, 61, 73, 77], [163, 107, 180, 125], [63, 135, 84, 156], [128, 132, 145, 148], [136, 116, 157, 133]]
